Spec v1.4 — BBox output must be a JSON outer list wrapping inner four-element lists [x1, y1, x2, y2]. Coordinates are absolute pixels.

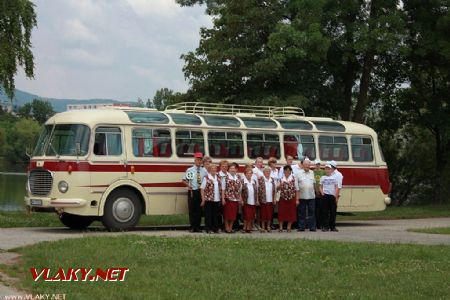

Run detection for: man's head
[[194, 152, 203, 167], [330, 160, 338, 170], [303, 158, 311, 171]]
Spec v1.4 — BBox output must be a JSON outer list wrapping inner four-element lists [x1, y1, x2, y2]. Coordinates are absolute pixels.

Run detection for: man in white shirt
[[278, 155, 301, 179], [320, 162, 340, 232], [297, 158, 316, 231]]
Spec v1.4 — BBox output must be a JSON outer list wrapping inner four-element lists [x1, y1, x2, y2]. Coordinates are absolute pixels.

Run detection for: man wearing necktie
[[182, 152, 207, 232]]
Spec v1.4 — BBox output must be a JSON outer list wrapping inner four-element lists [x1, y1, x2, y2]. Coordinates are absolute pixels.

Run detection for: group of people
[[182, 153, 343, 234]]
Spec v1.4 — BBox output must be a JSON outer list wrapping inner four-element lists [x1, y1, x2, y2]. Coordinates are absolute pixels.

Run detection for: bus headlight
[[58, 181, 69, 193]]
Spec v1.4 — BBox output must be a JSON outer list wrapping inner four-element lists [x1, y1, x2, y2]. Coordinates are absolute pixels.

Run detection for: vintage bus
[[25, 102, 391, 230]]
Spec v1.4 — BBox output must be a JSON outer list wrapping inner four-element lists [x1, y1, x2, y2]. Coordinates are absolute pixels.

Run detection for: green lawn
[[2, 236, 449, 299], [1, 204, 449, 228], [408, 227, 450, 235]]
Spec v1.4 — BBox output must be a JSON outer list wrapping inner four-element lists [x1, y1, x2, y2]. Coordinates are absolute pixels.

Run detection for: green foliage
[[5, 117, 41, 163], [17, 98, 55, 124], [151, 88, 179, 110], [0, 0, 37, 99]]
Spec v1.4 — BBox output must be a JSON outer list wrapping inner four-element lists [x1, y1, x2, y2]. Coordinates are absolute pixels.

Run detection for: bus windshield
[[33, 124, 90, 157]]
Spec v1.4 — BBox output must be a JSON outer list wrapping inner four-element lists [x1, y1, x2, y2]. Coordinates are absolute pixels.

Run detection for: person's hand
[[222, 200, 226, 206], [240, 201, 244, 206], [200, 201, 205, 207], [296, 200, 299, 206]]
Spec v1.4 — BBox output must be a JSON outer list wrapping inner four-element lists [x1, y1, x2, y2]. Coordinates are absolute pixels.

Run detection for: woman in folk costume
[[278, 165, 299, 232], [222, 162, 243, 233], [258, 167, 277, 232], [200, 163, 221, 233], [241, 167, 258, 233]]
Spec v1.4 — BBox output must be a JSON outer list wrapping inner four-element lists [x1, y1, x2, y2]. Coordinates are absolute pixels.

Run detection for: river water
[[0, 173, 27, 212]]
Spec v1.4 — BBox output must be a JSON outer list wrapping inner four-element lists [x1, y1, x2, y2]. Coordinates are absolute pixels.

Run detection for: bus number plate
[[30, 199, 42, 206]]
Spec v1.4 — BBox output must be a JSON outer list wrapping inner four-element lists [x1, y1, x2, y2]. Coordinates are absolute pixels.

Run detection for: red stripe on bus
[[30, 161, 390, 194]]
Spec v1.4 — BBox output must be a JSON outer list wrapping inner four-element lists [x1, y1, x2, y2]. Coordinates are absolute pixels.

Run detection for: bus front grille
[[29, 169, 53, 196]]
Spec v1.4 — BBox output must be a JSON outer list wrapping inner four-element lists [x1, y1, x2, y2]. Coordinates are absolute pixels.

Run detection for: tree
[[397, 0, 450, 202], [0, 0, 37, 99], [5, 117, 40, 163], [177, 0, 404, 121], [152, 88, 178, 110], [17, 99, 55, 124]]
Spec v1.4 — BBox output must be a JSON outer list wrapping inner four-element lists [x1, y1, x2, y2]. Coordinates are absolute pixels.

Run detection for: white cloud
[[125, 0, 181, 17], [64, 19, 99, 44], [14, 0, 212, 100]]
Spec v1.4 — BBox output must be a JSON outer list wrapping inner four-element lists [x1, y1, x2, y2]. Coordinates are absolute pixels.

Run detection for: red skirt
[[224, 200, 239, 221], [260, 202, 274, 221], [278, 198, 297, 222], [243, 204, 256, 222]]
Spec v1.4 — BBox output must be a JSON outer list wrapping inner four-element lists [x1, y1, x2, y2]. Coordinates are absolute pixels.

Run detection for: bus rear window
[[94, 127, 122, 156], [351, 136, 373, 162], [247, 133, 280, 159], [208, 131, 244, 158], [132, 128, 172, 157], [176, 130, 204, 157], [318, 135, 349, 161]]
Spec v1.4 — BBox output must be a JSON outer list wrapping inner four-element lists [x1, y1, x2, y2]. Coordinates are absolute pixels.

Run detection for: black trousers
[[188, 190, 202, 231], [204, 201, 220, 232], [321, 194, 337, 230]]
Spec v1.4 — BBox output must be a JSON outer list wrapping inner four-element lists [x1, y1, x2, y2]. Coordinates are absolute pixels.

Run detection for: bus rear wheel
[[59, 212, 94, 230], [102, 189, 142, 231]]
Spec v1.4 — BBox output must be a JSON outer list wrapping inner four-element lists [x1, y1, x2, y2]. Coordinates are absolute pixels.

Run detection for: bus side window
[[283, 134, 316, 160], [94, 127, 122, 156], [208, 131, 244, 159], [318, 135, 349, 161], [132, 128, 172, 158], [351, 136, 373, 162], [176, 130, 204, 157], [247, 133, 280, 159]]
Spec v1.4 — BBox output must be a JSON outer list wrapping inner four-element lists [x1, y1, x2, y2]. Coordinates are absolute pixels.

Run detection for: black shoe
[[192, 229, 201, 233], [297, 229, 305, 232], [322, 228, 329, 232], [331, 228, 339, 232], [310, 229, 316, 232]]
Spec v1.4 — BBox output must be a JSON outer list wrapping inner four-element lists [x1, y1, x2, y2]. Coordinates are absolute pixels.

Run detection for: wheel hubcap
[[112, 197, 135, 223]]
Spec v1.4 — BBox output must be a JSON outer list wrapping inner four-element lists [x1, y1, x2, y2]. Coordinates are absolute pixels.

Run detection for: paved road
[[1, 218, 450, 251]]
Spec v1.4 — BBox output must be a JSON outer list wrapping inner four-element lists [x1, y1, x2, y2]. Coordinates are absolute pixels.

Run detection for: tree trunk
[[341, 59, 357, 121], [353, 51, 375, 123]]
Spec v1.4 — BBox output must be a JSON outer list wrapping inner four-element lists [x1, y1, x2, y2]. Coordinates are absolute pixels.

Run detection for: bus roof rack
[[165, 102, 305, 118]]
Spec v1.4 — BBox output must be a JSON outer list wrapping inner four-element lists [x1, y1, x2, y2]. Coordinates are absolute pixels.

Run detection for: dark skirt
[[243, 204, 256, 222], [224, 200, 239, 221], [260, 202, 274, 221], [278, 198, 297, 222]]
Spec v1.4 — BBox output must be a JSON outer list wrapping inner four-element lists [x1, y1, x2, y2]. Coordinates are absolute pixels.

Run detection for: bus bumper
[[25, 196, 87, 208]]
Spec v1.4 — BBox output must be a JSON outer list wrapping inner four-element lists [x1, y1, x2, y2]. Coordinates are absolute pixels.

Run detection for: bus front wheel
[[102, 189, 142, 231], [59, 212, 94, 230]]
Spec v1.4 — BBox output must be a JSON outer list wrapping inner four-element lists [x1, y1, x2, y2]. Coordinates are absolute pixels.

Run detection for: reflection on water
[[0, 173, 27, 212]]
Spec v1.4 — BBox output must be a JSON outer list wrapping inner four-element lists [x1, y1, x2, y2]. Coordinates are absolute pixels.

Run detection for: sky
[[15, 0, 212, 101]]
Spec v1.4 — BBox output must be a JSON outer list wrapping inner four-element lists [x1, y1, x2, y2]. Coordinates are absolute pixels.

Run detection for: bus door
[[90, 126, 128, 194]]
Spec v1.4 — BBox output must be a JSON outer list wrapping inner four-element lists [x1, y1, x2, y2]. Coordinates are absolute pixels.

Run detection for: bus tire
[[102, 189, 142, 231], [59, 212, 94, 230]]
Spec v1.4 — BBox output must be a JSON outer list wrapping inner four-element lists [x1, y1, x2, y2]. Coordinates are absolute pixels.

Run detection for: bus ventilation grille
[[29, 169, 53, 196]]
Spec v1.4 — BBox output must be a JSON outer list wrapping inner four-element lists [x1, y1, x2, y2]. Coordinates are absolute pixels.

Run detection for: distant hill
[[0, 89, 131, 112]]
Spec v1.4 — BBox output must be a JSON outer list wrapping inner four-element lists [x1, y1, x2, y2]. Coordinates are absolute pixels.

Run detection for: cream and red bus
[[25, 102, 391, 230]]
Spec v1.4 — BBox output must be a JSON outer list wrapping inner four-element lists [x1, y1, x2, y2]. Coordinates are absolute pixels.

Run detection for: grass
[[1, 236, 449, 299], [408, 227, 450, 235], [1, 204, 449, 228], [0, 212, 188, 228]]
